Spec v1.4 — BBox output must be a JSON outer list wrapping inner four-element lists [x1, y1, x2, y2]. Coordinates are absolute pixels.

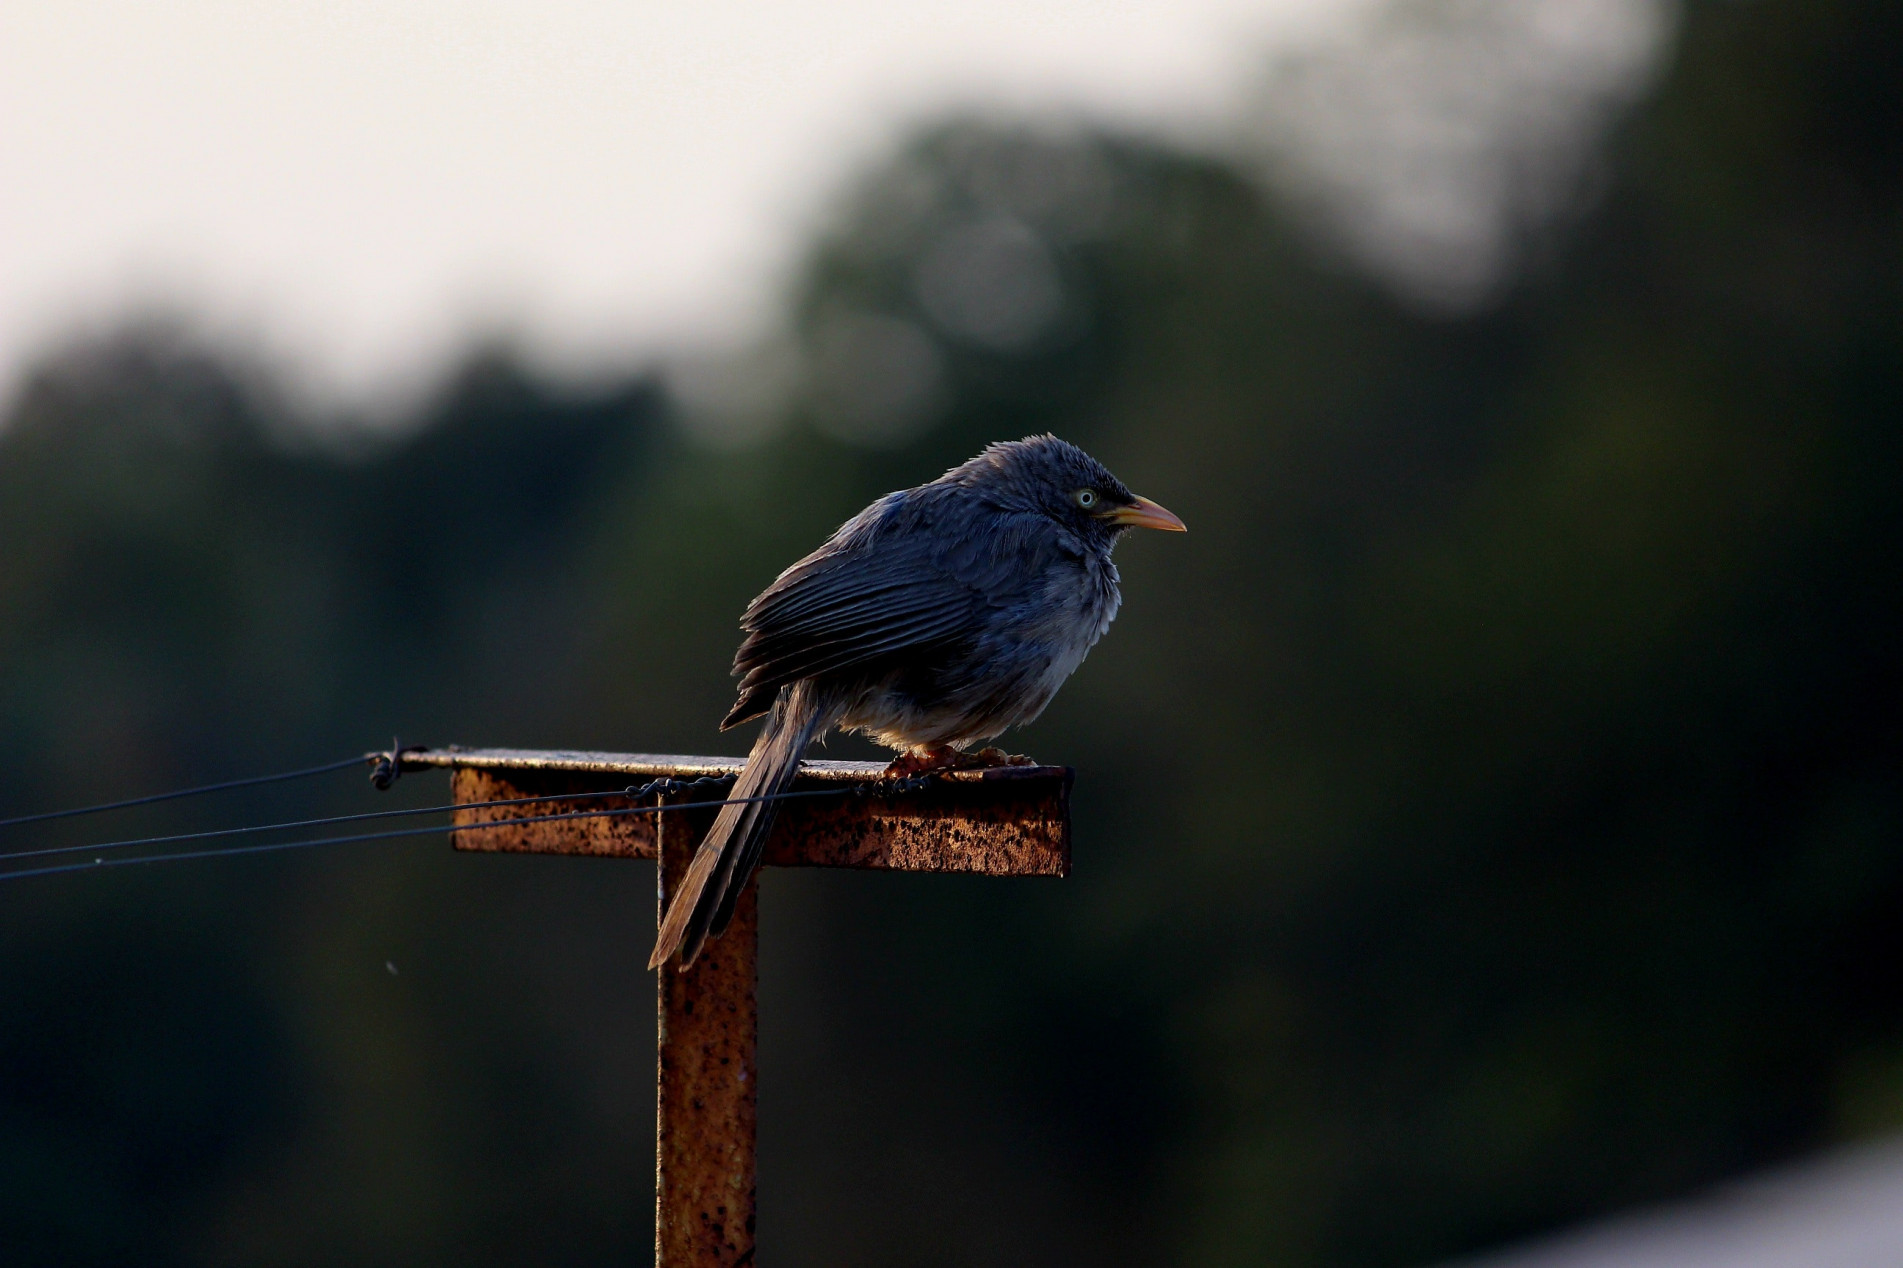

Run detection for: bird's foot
[[883, 747, 962, 777], [883, 746, 1036, 777]]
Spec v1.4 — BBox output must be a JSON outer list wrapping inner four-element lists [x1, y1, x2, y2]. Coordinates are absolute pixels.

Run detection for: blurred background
[[3, 0, 1902, 1263]]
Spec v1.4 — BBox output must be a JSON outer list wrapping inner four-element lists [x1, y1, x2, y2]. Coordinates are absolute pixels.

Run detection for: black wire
[[0, 771, 745, 866], [0, 777, 934, 884], [0, 786, 638, 866], [0, 755, 368, 830], [0, 818, 513, 883]]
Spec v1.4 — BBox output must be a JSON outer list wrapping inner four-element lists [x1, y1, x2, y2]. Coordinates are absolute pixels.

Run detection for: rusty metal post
[[655, 794, 758, 1267], [429, 746, 1070, 1264]]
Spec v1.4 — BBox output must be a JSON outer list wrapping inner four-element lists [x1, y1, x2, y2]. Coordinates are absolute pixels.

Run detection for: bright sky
[[0, 0, 1365, 410]]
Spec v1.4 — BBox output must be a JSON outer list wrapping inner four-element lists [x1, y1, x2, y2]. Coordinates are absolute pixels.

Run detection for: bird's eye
[[1073, 488, 1099, 510]]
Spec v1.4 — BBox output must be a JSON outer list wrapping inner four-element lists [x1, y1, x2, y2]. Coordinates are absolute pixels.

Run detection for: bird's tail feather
[[648, 683, 828, 970]]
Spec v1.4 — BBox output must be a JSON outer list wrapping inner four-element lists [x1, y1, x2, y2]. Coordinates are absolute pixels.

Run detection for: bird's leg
[[884, 745, 1037, 777], [883, 746, 963, 777]]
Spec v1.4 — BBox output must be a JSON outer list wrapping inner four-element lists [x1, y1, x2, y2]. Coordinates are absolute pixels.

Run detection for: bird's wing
[[721, 490, 1060, 728]]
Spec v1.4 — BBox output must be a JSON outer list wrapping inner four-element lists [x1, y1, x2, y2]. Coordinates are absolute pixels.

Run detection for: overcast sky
[[1, 0, 1377, 410]]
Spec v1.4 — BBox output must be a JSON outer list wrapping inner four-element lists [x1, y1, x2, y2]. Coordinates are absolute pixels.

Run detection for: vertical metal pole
[[656, 794, 759, 1267]]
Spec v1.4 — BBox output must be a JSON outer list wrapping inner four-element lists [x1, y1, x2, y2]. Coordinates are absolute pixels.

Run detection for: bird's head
[[956, 434, 1187, 545]]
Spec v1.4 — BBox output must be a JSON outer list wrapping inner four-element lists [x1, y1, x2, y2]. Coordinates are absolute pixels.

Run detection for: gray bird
[[649, 434, 1185, 969]]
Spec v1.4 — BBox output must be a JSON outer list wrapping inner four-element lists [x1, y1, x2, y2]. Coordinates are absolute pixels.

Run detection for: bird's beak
[[1101, 494, 1187, 532]]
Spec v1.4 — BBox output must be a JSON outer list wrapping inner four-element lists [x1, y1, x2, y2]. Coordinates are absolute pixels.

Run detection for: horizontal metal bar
[[429, 749, 1071, 876], [398, 745, 1066, 785]]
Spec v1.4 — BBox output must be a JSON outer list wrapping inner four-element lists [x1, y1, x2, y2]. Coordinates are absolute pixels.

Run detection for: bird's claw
[[883, 746, 1036, 777], [882, 747, 957, 777]]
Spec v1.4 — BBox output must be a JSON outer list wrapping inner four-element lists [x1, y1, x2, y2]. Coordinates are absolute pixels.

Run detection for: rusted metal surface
[[449, 768, 657, 857], [656, 797, 756, 1267], [432, 748, 1070, 876]]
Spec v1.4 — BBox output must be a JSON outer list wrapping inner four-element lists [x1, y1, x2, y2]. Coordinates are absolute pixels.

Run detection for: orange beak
[[1101, 494, 1187, 532]]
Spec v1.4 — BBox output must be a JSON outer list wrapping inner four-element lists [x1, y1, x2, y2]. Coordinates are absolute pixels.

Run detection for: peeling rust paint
[[449, 768, 658, 857]]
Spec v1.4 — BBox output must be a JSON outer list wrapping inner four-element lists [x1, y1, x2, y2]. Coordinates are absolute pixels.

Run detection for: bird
[[649, 434, 1185, 969]]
